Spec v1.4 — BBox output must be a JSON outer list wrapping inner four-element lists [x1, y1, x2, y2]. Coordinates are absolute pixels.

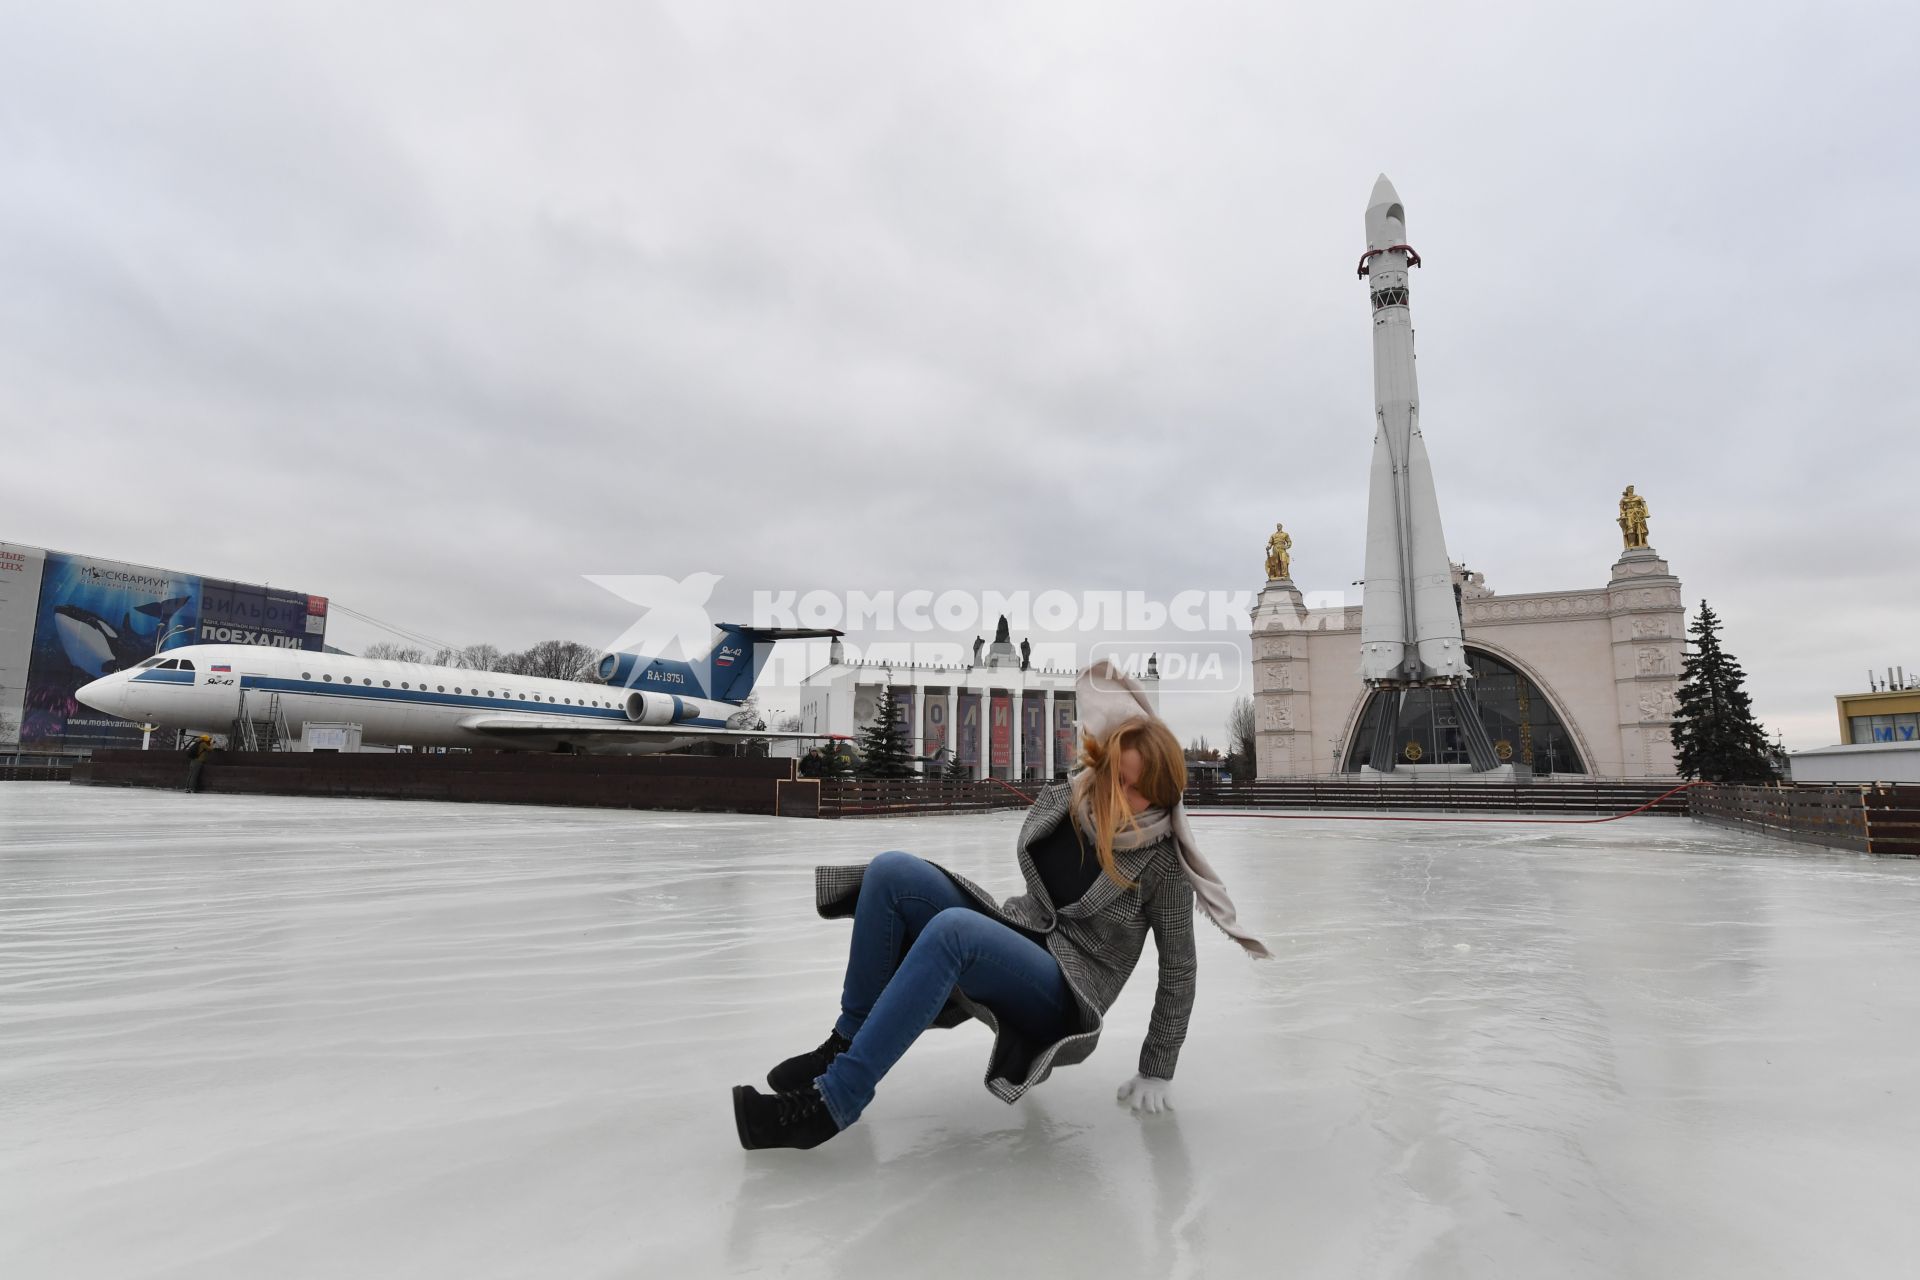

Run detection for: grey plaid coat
[[813, 781, 1198, 1104]]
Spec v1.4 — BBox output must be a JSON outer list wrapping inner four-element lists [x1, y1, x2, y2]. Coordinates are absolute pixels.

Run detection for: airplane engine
[[598, 651, 640, 685], [624, 691, 681, 726]]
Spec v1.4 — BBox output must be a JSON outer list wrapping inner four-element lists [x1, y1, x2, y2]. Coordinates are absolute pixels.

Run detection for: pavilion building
[[792, 629, 1159, 781]]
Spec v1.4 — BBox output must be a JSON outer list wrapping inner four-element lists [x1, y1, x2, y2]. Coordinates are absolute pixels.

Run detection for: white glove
[[1116, 1073, 1174, 1114]]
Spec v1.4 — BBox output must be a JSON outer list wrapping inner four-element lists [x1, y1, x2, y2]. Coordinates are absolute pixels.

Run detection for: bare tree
[[362, 642, 427, 663], [507, 640, 600, 681], [1228, 697, 1256, 761], [456, 644, 505, 672], [774, 713, 805, 733]]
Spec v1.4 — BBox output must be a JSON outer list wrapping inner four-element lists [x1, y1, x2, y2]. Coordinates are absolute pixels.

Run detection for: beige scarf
[[1070, 659, 1272, 959]]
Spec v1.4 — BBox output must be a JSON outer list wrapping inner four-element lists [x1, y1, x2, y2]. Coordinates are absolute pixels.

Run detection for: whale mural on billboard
[[0, 542, 327, 753]]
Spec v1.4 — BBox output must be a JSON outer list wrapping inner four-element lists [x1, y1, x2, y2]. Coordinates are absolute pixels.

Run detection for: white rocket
[[1357, 174, 1468, 687]]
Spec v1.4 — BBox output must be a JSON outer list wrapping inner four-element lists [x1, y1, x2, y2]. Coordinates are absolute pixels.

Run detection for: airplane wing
[[457, 716, 835, 741]]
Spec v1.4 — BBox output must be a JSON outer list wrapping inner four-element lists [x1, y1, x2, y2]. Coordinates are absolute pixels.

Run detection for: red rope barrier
[[980, 777, 1040, 805]]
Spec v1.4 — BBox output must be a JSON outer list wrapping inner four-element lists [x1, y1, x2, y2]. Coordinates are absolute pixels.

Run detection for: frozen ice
[[4, 784, 1920, 1279]]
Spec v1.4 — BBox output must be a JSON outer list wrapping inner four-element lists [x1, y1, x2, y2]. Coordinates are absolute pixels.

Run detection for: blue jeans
[[816, 849, 1074, 1129]]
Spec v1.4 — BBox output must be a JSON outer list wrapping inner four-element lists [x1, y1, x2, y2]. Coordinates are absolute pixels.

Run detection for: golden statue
[[1264, 522, 1293, 581], [1617, 485, 1650, 550]]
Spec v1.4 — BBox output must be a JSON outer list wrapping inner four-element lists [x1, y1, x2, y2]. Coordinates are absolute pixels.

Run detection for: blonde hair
[[1068, 716, 1187, 889]]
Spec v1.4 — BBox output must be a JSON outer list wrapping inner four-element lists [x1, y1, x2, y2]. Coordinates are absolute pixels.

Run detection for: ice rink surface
[[4, 784, 1919, 1279]]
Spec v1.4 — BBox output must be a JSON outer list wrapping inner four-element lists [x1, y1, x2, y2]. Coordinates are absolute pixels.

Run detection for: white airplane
[[74, 624, 843, 754]]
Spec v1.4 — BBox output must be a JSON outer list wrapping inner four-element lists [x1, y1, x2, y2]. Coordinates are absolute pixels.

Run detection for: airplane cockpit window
[[137, 657, 164, 669], [156, 659, 180, 670], [177, 660, 194, 671]]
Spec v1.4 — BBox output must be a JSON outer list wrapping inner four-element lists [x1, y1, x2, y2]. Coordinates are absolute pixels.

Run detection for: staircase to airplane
[[230, 690, 293, 752]]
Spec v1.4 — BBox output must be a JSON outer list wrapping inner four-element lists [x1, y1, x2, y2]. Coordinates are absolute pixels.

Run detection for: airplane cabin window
[[363, 678, 372, 685], [302, 672, 311, 680], [436, 685, 445, 693], [324, 675, 333, 682], [401, 682, 409, 689]]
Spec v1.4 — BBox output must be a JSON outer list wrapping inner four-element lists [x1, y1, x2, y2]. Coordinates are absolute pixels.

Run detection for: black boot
[[766, 1029, 851, 1093], [732, 1082, 841, 1150]]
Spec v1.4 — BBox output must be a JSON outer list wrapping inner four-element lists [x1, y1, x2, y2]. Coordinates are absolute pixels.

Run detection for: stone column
[[1606, 546, 1685, 777], [909, 671, 924, 767], [1044, 687, 1056, 779], [1010, 688, 1024, 780], [946, 686, 960, 778], [1250, 579, 1311, 778]]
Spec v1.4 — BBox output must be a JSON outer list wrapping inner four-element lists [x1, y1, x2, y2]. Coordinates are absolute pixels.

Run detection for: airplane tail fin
[[708, 625, 841, 703], [596, 625, 841, 701]]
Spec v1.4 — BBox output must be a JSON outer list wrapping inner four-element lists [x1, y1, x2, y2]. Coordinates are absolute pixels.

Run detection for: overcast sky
[[3, 1, 1914, 751]]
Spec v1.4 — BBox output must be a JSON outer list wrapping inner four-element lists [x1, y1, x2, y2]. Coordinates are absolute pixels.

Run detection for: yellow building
[[1837, 685, 1920, 745]]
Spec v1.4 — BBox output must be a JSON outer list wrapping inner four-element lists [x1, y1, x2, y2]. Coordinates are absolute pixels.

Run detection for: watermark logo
[[585, 574, 1342, 703], [1088, 641, 1246, 695], [586, 572, 722, 696]]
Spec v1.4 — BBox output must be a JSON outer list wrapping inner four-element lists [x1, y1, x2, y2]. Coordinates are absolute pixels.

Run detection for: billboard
[[0, 544, 47, 749], [1022, 696, 1047, 779], [922, 690, 948, 762], [956, 691, 981, 769], [990, 693, 1012, 776], [0, 541, 327, 753], [892, 688, 915, 760]]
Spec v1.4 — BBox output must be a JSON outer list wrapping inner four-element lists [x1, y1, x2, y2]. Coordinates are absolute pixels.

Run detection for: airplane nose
[[75, 676, 123, 716]]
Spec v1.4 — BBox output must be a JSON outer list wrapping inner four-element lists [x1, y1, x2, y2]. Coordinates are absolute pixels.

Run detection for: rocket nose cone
[[1365, 173, 1406, 249]]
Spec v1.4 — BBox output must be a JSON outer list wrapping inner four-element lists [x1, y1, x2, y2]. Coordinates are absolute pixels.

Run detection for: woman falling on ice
[[732, 659, 1272, 1150]]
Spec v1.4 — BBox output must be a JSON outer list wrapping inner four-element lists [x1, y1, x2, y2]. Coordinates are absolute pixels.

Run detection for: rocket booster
[[1357, 175, 1468, 687]]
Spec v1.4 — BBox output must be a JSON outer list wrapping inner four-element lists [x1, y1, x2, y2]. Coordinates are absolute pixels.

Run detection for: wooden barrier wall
[[810, 777, 1698, 820], [816, 778, 1033, 818], [71, 749, 796, 815], [1, 765, 73, 782], [1185, 778, 1692, 816], [1690, 782, 1920, 857]]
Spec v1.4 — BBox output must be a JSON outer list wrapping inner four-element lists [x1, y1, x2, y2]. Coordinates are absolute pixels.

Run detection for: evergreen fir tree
[[856, 683, 917, 778], [1670, 601, 1776, 782]]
